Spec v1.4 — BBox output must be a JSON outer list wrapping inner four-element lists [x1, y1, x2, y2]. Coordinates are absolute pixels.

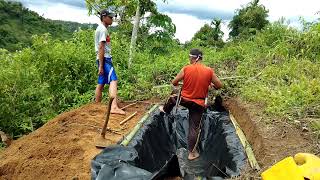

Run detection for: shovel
[[174, 85, 182, 114], [95, 97, 114, 148]]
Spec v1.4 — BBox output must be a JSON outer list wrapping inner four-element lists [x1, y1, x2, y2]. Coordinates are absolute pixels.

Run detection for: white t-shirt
[[95, 23, 111, 59]]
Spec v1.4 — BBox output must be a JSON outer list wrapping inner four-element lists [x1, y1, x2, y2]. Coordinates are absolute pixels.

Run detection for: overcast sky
[[15, 0, 320, 42]]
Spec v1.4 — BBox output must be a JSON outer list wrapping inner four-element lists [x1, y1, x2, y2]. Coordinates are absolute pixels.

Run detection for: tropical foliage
[[229, 0, 269, 38], [0, 0, 319, 138]]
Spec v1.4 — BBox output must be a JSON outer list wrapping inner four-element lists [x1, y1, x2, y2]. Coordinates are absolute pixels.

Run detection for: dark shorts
[[96, 57, 118, 85], [163, 95, 205, 151]]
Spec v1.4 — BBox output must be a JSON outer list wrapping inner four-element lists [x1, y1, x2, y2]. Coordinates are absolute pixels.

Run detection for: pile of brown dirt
[[0, 102, 153, 180]]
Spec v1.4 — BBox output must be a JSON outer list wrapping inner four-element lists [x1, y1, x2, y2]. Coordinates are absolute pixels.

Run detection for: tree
[[211, 19, 224, 41], [139, 13, 176, 55], [229, 0, 269, 38], [192, 18, 224, 48]]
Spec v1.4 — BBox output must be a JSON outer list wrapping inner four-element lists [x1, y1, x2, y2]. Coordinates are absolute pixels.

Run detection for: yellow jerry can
[[261, 157, 304, 180], [294, 153, 320, 180], [261, 153, 320, 180]]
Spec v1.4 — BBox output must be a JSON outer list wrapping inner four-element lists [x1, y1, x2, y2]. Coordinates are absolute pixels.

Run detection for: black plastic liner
[[91, 106, 247, 180]]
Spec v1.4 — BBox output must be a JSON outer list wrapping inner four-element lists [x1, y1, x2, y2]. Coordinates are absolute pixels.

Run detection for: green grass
[[311, 120, 320, 138]]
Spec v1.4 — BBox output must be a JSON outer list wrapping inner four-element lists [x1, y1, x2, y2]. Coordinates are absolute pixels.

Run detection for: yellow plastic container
[[261, 153, 320, 180], [294, 153, 320, 180], [261, 157, 304, 180]]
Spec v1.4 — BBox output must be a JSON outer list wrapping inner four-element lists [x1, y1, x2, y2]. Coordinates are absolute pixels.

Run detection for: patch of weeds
[[310, 120, 320, 139]]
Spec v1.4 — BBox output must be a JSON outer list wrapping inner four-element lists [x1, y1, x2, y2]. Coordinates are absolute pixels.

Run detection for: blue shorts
[[96, 57, 118, 85]]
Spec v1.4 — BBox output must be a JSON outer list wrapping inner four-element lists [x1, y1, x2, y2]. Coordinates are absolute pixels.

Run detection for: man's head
[[189, 48, 203, 63], [99, 9, 116, 25]]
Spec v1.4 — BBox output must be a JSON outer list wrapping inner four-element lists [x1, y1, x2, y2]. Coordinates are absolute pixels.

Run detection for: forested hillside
[[0, 0, 97, 51]]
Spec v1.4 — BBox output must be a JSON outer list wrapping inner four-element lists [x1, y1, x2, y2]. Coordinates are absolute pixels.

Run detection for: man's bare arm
[[212, 73, 223, 89], [98, 41, 105, 75], [172, 68, 184, 86]]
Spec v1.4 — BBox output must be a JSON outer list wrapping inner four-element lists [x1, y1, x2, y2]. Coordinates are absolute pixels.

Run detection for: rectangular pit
[[92, 105, 247, 179]]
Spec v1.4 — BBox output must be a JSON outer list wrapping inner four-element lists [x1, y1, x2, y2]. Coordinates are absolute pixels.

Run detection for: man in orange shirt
[[161, 48, 222, 160]]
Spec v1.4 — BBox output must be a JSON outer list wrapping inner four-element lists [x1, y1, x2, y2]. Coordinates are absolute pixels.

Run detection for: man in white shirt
[[95, 9, 125, 115]]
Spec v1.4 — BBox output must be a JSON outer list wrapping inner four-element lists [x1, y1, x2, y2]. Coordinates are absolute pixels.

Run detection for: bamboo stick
[[120, 104, 159, 146], [120, 111, 138, 125], [220, 76, 244, 80], [152, 82, 183, 89], [121, 102, 137, 110], [152, 76, 244, 89], [229, 113, 261, 170]]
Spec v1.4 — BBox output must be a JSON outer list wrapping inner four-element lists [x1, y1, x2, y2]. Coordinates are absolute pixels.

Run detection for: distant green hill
[[0, 0, 97, 51], [50, 20, 98, 34]]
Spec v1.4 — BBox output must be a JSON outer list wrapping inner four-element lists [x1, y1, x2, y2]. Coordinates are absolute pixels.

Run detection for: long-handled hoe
[[95, 97, 114, 148]]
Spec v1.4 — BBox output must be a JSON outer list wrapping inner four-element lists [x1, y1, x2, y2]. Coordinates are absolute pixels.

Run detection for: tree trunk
[[128, 1, 141, 68]]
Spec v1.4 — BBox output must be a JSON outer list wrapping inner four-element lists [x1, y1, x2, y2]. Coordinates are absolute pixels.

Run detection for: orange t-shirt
[[181, 63, 214, 107]]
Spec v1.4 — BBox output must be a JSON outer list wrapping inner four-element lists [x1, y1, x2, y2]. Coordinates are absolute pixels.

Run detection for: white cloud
[[157, 0, 249, 13], [164, 13, 230, 42], [158, 0, 320, 21], [221, 21, 231, 41], [164, 13, 209, 42], [20, 0, 320, 42], [26, 3, 99, 24], [260, 0, 319, 21], [158, 0, 319, 42]]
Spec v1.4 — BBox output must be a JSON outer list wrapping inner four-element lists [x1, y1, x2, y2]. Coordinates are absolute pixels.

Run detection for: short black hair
[[190, 48, 203, 60]]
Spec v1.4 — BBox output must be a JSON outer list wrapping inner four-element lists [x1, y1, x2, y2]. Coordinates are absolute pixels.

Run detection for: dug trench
[[224, 97, 318, 177], [92, 99, 247, 179], [92, 97, 317, 179], [0, 98, 317, 179]]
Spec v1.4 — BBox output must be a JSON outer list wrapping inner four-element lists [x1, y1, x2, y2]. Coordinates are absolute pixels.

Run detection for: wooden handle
[[101, 97, 114, 138], [175, 86, 182, 114]]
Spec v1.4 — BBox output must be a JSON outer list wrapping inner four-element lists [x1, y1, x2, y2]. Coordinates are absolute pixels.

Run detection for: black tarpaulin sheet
[[91, 106, 247, 180]]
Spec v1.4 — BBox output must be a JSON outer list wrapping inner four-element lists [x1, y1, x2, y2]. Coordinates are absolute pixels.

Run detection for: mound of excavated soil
[[0, 102, 152, 180]]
